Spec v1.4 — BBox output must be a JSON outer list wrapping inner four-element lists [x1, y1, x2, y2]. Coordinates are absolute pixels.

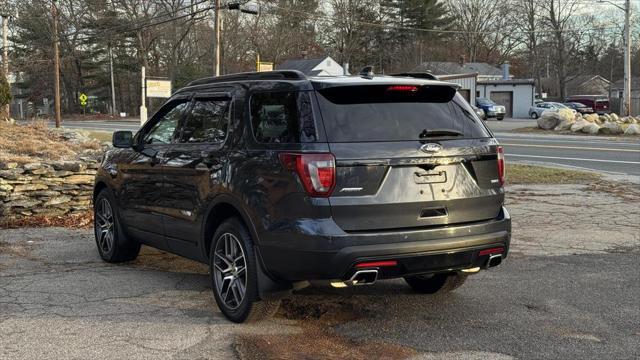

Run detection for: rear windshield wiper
[[419, 129, 464, 138]]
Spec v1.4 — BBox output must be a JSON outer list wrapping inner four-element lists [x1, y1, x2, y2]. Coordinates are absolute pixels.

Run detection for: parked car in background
[[471, 104, 486, 120], [563, 102, 594, 114], [529, 102, 576, 119], [94, 70, 511, 323], [565, 95, 610, 114], [475, 98, 505, 120]]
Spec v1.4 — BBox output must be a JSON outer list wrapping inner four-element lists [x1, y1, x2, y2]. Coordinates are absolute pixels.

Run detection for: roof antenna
[[359, 66, 374, 79]]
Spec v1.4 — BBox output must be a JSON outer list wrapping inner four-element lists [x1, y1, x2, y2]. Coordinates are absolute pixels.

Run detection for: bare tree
[[541, 0, 579, 100]]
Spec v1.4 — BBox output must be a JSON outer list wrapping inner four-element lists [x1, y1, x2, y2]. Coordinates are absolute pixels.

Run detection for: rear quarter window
[[250, 91, 317, 143]]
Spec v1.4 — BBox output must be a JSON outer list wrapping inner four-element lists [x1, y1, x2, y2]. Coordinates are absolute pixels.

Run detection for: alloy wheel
[[213, 233, 247, 310], [95, 198, 115, 254]]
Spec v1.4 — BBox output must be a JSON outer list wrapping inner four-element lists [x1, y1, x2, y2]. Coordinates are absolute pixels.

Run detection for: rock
[[51, 161, 86, 172], [5, 199, 41, 208], [0, 183, 13, 192], [43, 196, 72, 206], [583, 123, 601, 134], [0, 162, 18, 170], [537, 111, 560, 130], [0, 168, 26, 180], [23, 162, 43, 171], [555, 118, 574, 131], [600, 122, 623, 135], [13, 183, 49, 192], [624, 124, 640, 135], [583, 114, 599, 123], [31, 190, 62, 197], [53, 170, 74, 177], [64, 175, 94, 185], [571, 119, 589, 132], [610, 113, 619, 122]]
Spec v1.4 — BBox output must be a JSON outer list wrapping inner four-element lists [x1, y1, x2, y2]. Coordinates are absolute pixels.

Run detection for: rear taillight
[[279, 153, 336, 197], [497, 146, 505, 186]]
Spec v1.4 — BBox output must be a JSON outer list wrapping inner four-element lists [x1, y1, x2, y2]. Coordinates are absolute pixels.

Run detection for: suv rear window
[[250, 91, 317, 143], [317, 85, 490, 142]]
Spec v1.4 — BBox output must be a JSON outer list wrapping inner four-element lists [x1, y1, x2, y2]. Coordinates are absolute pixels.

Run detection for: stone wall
[[0, 157, 99, 219]]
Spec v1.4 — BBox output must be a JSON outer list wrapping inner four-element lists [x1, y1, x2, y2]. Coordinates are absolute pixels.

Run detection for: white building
[[477, 79, 535, 118], [276, 56, 347, 76]]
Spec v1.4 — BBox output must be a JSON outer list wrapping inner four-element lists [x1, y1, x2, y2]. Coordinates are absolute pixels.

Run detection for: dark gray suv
[[93, 70, 511, 323]]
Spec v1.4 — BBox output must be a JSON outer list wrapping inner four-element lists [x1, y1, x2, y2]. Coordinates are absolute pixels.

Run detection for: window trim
[[174, 93, 233, 145], [248, 90, 318, 145]]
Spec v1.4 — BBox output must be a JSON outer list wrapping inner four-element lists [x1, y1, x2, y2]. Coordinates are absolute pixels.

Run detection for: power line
[[259, 2, 620, 36]]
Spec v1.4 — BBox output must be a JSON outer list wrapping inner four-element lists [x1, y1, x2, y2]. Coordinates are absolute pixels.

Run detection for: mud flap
[[255, 247, 294, 300]]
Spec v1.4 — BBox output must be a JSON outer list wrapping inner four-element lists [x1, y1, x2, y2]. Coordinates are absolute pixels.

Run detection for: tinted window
[[178, 98, 230, 143], [250, 91, 316, 143], [317, 85, 490, 142], [144, 100, 189, 144]]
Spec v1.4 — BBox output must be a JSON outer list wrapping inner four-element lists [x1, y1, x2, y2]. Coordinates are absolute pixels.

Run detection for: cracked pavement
[[1, 183, 639, 359]]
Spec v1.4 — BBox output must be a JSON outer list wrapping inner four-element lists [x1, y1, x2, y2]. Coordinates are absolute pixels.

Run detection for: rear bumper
[[259, 207, 511, 281]]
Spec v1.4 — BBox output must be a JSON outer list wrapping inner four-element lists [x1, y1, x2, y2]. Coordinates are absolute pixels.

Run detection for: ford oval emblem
[[419, 143, 443, 153]]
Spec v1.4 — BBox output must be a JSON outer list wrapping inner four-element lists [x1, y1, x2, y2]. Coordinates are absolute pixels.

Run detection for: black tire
[[404, 272, 468, 294], [530, 112, 538, 119], [209, 218, 280, 323], [93, 189, 140, 263], [497, 116, 504, 121]]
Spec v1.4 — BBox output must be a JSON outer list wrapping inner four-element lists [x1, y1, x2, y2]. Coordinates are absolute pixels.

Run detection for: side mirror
[[112, 131, 133, 148]]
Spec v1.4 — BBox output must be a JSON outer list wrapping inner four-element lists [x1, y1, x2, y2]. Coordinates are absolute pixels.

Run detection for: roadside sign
[[79, 93, 88, 107], [257, 62, 273, 72], [146, 79, 172, 98]]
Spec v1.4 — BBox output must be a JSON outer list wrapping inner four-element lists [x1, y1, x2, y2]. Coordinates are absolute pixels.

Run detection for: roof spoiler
[[186, 70, 306, 87]]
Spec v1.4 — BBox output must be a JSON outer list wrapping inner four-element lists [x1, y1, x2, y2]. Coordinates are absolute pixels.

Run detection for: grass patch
[[85, 130, 113, 142], [0, 121, 101, 164], [508, 164, 602, 185]]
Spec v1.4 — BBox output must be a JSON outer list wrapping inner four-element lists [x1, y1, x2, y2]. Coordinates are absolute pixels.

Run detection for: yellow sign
[[79, 93, 88, 106], [257, 62, 273, 72], [146, 79, 172, 98]]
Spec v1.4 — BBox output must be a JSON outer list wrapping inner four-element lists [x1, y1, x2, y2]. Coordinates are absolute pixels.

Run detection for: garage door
[[458, 90, 471, 104], [490, 91, 513, 118]]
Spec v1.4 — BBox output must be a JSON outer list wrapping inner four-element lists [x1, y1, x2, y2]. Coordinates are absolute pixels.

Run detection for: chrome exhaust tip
[[486, 254, 503, 269], [347, 269, 378, 286]]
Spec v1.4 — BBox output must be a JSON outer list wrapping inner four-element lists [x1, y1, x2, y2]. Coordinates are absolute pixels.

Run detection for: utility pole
[[2, 14, 9, 119], [600, 0, 632, 116], [213, 0, 221, 76], [623, 0, 631, 116], [52, 0, 61, 128], [109, 43, 117, 117], [140, 66, 147, 125]]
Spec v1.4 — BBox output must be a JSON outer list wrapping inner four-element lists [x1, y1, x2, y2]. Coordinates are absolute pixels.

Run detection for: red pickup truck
[[565, 95, 610, 114]]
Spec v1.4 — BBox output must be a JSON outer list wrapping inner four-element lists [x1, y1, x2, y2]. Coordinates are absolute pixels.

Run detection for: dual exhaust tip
[[332, 251, 503, 288], [348, 269, 379, 286]]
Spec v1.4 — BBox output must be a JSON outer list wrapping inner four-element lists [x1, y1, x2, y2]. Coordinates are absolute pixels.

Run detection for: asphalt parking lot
[[1, 184, 639, 360]]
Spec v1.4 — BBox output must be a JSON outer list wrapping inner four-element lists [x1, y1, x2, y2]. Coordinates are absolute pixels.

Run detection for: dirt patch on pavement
[[235, 295, 417, 359], [588, 180, 640, 201], [506, 183, 640, 256], [0, 239, 37, 259], [235, 326, 417, 360]]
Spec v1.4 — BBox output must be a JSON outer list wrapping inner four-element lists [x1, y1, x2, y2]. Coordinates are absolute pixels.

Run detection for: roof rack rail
[[390, 72, 438, 80], [186, 70, 307, 87]]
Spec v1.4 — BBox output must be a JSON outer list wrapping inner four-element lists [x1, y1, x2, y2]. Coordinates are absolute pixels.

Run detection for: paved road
[[28, 118, 640, 177]]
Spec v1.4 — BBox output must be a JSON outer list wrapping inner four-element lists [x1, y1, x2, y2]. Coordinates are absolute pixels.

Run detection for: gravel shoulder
[[1, 183, 639, 359]]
